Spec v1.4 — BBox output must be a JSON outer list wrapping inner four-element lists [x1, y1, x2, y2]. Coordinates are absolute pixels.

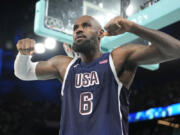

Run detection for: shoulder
[[49, 55, 73, 68], [110, 44, 138, 73], [49, 55, 74, 81], [111, 44, 132, 64]]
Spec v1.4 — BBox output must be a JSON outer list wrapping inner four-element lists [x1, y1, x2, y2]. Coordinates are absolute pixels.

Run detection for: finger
[[30, 39, 35, 50], [104, 24, 109, 31], [30, 50, 35, 55], [103, 32, 110, 36], [25, 38, 31, 50], [20, 39, 28, 55], [116, 22, 122, 29], [104, 24, 114, 33], [104, 22, 112, 32], [21, 40, 26, 50], [17, 40, 22, 51], [19, 50, 26, 55], [104, 18, 115, 29], [106, 24, 120, 35]]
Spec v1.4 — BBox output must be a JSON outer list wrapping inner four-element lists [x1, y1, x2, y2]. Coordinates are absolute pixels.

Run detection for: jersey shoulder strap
[[61, 57, 79, 96]]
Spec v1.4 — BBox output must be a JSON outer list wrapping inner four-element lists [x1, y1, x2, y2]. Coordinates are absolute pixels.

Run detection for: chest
[[68, 62, 111, 89]]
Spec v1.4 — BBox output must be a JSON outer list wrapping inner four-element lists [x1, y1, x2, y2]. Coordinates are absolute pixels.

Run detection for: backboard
[[34, 0, 180, 70], [43, 0, 151, 35]]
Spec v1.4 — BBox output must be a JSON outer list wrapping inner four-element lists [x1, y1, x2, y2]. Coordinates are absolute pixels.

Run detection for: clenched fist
[[104, 16, 135, 36], [16, 38, 35, 55]]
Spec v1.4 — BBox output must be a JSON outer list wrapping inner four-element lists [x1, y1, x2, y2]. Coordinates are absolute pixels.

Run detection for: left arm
[[104, 16, 180, 65], [130, 23, 180, 58]]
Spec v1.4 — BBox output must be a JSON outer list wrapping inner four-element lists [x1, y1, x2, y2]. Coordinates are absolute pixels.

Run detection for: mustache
[[75, 34, 86, 41]]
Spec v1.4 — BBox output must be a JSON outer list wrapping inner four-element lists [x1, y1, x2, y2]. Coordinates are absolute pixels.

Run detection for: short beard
[[72, 36, 98, 54]]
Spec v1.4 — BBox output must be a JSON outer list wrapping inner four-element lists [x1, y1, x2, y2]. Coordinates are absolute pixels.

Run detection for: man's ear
[[98, 29, 104, 40]]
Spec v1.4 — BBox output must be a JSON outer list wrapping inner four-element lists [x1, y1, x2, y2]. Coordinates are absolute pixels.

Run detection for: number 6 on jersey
[[79, 92, 93, 115]]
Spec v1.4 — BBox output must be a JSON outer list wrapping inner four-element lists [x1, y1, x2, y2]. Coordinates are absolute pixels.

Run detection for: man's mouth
[[75, 35, 86, 41]]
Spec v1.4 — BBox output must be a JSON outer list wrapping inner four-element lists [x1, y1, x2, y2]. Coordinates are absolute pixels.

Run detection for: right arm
[[14, 38, 72, 81], [35, 55, 72, 81]]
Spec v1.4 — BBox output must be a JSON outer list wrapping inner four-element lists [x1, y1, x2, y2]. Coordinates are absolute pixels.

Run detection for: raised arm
[[104, 16, 180, 66], [14, 38, 72, 81]]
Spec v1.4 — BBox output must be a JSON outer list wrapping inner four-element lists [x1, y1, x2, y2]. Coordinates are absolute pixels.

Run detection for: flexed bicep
[[36, 60, 59, 80], [126, 44, 174, 65], [36, 55, 72, 81]]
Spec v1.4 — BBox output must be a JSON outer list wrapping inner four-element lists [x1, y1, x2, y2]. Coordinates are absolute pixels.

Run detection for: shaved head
[[74, 15, 102, 30]]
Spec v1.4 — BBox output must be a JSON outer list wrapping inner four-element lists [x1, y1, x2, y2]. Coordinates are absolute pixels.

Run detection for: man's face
[[72, 16, 99, 53]]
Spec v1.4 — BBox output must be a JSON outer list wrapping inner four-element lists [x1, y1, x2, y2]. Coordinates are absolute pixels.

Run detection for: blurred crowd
[[130, 79, 180, 112], [0, 91, 60, 135]]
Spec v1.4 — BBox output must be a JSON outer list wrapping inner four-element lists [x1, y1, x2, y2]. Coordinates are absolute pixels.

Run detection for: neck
[[80, 49, 102, 63]]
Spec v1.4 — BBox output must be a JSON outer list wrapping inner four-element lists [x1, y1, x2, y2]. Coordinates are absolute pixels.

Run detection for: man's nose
[[76, 26, 83, 34]]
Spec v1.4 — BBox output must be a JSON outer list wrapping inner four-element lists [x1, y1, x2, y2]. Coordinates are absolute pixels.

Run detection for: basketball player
[[14, 16, 180, 135]]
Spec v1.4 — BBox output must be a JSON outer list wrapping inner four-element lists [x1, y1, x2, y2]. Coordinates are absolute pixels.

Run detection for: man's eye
[[83, 23, 90, 28], [74, 26, 78, 31]]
